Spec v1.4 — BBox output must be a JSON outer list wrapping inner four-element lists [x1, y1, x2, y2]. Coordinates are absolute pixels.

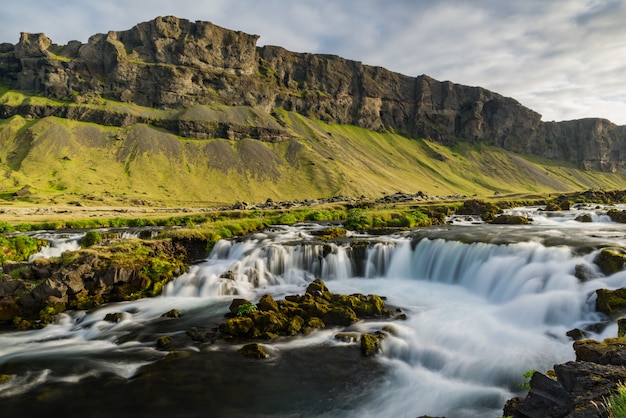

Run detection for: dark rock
[[566, 328, 589, 341], [228, 298, 252, 316], [490, 215, 530, 224], [596, 288, 626, 318], [256, 294, 279, 312], [104, 312, 124, 323], [504, 371, 571, 418], [574, 264, 597, 282], [239, 343, 269, 359], [575, 214, 593, 223], [594, 248, 626, 276], [161, 309, 182, 318], [360, 333, 381, 357], [156, 336, 171, 348], [574, 338, 626, 365]]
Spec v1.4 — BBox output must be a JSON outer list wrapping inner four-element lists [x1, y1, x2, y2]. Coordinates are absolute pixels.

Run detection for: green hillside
[[1, 89, 626, 207]]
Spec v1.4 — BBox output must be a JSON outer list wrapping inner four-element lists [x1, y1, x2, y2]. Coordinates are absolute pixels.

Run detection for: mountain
[[0, 16, 625, 205]]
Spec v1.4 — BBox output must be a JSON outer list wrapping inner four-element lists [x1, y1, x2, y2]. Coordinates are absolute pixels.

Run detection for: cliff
[[0, 16, 625, 172]]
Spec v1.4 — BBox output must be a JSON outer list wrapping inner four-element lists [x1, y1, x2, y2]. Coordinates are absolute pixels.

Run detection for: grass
[[2, 86, 626, 206]]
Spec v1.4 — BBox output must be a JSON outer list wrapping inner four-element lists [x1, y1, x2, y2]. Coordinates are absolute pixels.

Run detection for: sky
[[1, 0, 625, 124]]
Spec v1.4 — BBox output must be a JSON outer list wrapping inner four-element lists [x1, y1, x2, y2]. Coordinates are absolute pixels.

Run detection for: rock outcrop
[[504, 338, 626, 417], [1, 16, 626, 170]]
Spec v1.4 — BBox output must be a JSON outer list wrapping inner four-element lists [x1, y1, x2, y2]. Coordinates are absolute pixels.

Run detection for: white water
[[2, 212, 626, 416]]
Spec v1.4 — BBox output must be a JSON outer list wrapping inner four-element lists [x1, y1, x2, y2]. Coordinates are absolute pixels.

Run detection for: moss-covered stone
[[217, 279, 397, 340], [360, 333, 381, 356], [257, 294, 279, 312], [239, 342, 269, 359], [219, 317, 254, 337], [596, 288, 626, 318], [490, 215, 530, 224], [594, 248, 626, 276]]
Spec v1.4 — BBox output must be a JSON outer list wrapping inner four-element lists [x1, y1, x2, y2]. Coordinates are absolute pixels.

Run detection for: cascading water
[[1, 212, 625, 417]]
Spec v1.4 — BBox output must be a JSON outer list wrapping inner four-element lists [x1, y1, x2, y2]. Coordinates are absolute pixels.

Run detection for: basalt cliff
[[0, 16, 625, 204]]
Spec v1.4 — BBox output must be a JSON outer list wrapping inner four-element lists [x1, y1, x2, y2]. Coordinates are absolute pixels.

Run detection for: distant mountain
[[0, 16, 625, 205]]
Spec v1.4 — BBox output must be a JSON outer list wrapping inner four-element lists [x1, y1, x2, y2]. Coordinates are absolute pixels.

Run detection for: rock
[[619, 318, 626, 337], [256, 294, 279, 312], [574, 338, 626, 365], [490, 215, 530, 224], [219, 317, 254, 337], [574, 264, 597, 282], [360, 333, 381, 356], [0, 17, 625, 171], [228, 298, 252, 316], [455, 200, 501, 222], [156, 336, 171, 348], [596, 288, 626, 318], [503, 371, 571, 418], [566, 328, 589, 341], [594, 248, 626, 276], [239, 343, 269, 359], [575, 214, 593, 223], [161, 309, 182, 318], [104, 312, 124, 323]]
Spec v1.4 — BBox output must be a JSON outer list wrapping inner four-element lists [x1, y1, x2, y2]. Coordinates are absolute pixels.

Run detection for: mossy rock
[[596, 288, 626, 318], [219, 317, 254, 337], [490, 215, 530, 225], [156, 335, 172, 348], [239, 343, 269, 359], [161, 309, 182, 318], [228, 298, 252, 316], [310, 227, 347, 240], [607, 209, 626, 223], [257, 294, 279, 312], [305, 279, 330, 299], [594, 248, 626, 276], [360, 333, 381, 356], [322, 306, 358, 326]]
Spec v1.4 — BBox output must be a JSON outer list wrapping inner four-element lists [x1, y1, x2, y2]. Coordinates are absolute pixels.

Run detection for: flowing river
[[1, 205, 626, 417]]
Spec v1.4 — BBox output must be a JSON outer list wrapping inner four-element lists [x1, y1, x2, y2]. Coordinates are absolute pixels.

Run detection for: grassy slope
[[1, 90, 626, 206]]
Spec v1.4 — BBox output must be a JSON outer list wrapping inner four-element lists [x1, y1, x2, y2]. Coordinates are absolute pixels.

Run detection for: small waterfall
[[164, 238, 354, 298]]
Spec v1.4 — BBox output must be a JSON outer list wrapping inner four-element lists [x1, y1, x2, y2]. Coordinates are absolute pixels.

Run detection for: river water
[[1, 205, 626, 417]]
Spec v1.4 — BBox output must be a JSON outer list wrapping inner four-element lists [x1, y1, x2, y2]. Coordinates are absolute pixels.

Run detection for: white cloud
[[0, 0, 625, 124]]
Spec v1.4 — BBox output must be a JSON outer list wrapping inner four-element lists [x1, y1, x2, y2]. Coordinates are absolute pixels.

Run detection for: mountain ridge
[[0, 16, 626, 205]]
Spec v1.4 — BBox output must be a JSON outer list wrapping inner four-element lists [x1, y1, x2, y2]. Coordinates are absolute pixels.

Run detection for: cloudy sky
[[1, 0, 625, 124]]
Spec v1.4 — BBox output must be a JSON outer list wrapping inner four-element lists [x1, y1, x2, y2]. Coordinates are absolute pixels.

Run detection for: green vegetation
[[0, 235, 45, 264], [237, 303, 258, 317], [81, 230, 102, 248], [592, 382, 626, 417], [1, 87, 626, 206]]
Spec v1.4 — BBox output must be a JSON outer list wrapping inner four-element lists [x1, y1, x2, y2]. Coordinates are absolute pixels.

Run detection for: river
[[1, 204, 625, 417]]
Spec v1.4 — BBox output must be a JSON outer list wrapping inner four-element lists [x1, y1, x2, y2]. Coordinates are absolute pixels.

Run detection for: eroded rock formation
[[1, 16, 625, 170]]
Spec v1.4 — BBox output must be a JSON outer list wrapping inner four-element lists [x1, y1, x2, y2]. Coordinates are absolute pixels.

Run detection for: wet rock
[[239, 343, 269, 359], [104, 312, 124, 323], [360, 333, 381, 357], [575, 214, 593, 223], [256, 294, 279, 312], [161, 309, 182, 318], [156, 336, 172, 348], [228, 298, 252, 316], [593, 248, 626, 276], [596, 288, 626, 318], [574, 338, 626, 365], [574, 264, 597, 282], [490, 215, 530, 224], [566, 328, 589, 341], [455, 200, 501, 222]]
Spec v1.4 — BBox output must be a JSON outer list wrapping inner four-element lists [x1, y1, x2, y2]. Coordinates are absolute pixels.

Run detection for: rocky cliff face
[[0, 16, 624, 171]]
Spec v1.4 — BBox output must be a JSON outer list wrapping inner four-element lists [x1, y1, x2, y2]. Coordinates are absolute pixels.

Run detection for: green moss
[[0, 235, 46, 263]]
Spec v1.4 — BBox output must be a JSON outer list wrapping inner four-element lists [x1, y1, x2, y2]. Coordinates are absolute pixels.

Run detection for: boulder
[[593, 248, 626, 276], [596, 288, 626, 318], [239, 343, 269, 359], [360, 333, 382, 357]]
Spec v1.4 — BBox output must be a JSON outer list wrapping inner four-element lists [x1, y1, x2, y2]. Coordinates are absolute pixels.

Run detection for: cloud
[[0, 0, 625, 124]]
